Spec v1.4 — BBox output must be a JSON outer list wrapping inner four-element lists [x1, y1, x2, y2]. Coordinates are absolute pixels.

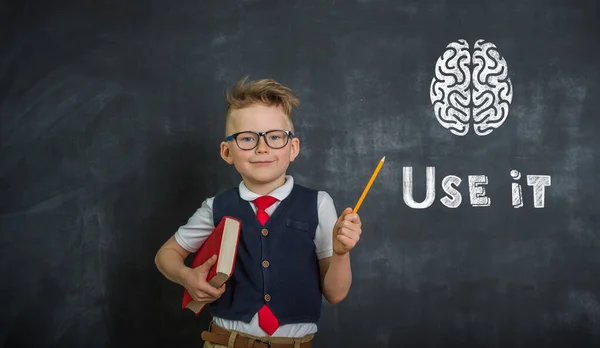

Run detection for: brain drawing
[[430, 39, 513, 136]]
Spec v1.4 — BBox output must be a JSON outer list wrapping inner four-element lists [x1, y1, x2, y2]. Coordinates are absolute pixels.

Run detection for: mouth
[[251, 160, 275, 165]]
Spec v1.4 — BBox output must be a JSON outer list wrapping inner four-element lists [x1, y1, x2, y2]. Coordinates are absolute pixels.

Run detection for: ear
[[220, 141, 234, 164], [289, 137, 300, 162]]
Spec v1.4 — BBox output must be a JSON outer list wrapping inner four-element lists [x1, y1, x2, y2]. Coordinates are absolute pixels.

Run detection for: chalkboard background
[[1, 0, 599, 347]]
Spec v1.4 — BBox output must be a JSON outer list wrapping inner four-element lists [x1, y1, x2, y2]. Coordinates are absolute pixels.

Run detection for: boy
[[155, 77, 362, 348]]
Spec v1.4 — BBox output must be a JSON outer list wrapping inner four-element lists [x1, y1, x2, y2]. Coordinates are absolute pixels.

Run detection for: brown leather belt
[[201, 322, 313, 348]]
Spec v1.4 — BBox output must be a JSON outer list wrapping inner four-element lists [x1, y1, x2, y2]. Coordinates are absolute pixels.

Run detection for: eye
[[269, 135, 281, 141], [240, 136, 255, 143]]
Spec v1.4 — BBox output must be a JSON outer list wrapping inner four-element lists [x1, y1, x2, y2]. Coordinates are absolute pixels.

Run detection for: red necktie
[[254, 195, 277, 225], [252, 196, 280, 336]]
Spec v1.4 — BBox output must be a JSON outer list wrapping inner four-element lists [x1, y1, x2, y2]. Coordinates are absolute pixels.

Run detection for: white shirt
[[174, 175, 337, 337]]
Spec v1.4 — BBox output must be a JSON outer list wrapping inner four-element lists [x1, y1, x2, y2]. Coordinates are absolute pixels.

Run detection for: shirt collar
[[239, 175, 294, 202]]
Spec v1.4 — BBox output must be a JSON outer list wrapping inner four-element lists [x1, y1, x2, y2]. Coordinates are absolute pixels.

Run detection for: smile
[[251, 160, 274, 165]]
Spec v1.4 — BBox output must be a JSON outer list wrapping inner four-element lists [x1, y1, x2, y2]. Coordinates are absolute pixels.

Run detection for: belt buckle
[[255, 338, 272, 347]]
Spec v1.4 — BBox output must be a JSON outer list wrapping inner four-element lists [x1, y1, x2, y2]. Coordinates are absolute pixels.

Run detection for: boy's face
[[220, 104, 300, 192]]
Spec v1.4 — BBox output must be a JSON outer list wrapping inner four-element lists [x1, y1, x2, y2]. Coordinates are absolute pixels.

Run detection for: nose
[[255, 134, 269, 153]]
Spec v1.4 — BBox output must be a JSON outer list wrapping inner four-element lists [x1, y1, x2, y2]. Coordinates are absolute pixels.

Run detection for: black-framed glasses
[[224, 130, 294, 150]]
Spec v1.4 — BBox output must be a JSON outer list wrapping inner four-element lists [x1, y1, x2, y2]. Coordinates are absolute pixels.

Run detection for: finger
[[216, 283, 227, 295], [194, 294, 217, 302], [339, 220, 360, 230], [199, 254, 217, 272], [207, 283, 227, 299], [196, 295, 219, 303], [336, 208, 353, 223], [338, 224, 362, 235], [199, 283, 223, 298], [336, 234, 357, 249], [344, 213, 361, 224], [339, 228, 361, 241], [192, 290, 215, 301]]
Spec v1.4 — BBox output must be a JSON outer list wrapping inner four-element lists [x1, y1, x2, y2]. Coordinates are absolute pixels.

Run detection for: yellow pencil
[[353, 156, 385, 213]]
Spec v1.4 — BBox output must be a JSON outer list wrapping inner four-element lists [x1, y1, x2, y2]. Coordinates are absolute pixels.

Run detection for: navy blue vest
[[209, 184, 323, 325]]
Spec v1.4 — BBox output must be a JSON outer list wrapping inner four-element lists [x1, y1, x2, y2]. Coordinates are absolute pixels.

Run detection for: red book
[[182, 216, 241, 315]]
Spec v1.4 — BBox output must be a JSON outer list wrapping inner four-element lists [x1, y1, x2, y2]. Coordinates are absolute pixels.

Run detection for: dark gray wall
[[1, 0, 599, 347]]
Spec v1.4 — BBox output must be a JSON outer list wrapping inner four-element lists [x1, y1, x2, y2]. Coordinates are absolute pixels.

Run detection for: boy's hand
[[181, 255, 226, 303], [333, 207, 362, 255]]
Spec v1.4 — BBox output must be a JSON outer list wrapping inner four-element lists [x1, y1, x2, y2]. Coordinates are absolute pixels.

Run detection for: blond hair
[[225, 76, 300, 130]]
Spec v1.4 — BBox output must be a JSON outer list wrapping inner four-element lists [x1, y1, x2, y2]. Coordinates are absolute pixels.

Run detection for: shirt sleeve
[[173, 197, 216, 253], [314, 191, 336, 259]]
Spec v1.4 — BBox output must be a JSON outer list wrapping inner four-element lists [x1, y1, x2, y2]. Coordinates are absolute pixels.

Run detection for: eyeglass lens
[[235, 131, 289, 150]]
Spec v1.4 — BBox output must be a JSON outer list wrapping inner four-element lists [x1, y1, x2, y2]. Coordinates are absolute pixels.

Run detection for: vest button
[[261, 228, 268, 236], [264, 294, 271, 302], [262, 260, 270, 268]]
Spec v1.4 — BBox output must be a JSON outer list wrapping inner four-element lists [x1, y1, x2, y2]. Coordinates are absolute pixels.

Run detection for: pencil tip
[[382, 156, 386, 162]]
